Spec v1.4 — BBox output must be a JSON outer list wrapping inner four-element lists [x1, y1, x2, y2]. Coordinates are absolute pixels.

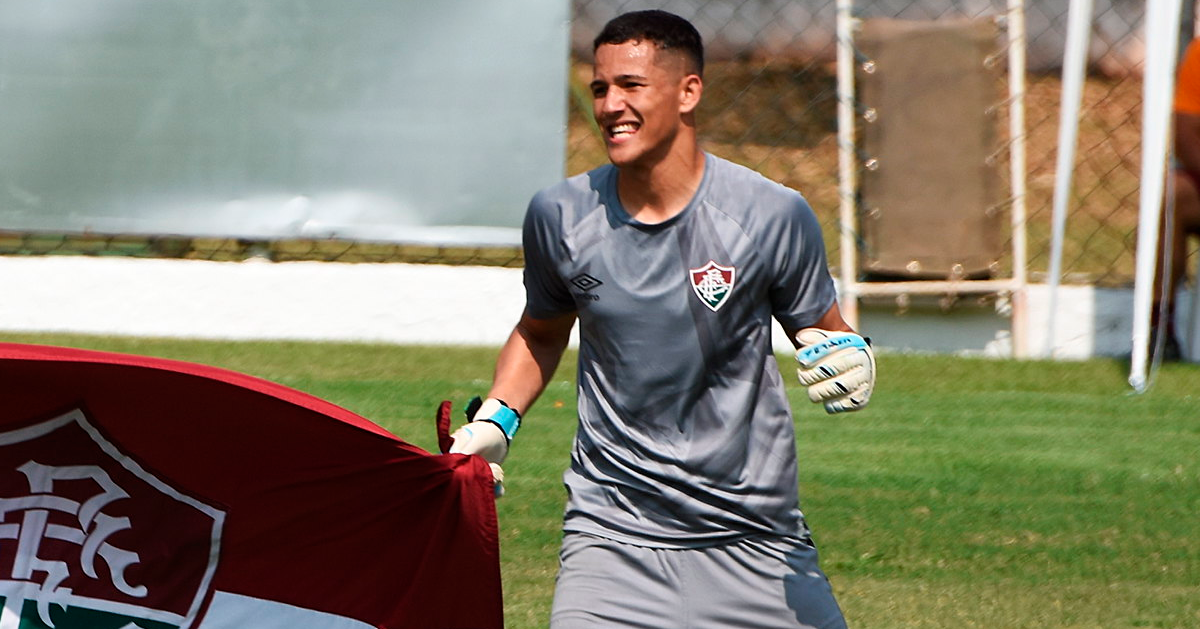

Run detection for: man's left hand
[[794, 328, 876, 414]]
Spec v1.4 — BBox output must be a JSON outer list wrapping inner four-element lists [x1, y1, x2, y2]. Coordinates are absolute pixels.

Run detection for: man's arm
[[783, 300, 854, 349], [445, 309, 575, 496], [487, 309, 577, 416]]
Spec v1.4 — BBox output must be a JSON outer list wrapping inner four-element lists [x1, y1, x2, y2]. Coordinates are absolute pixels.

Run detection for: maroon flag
[[0, 343, 502, 629]]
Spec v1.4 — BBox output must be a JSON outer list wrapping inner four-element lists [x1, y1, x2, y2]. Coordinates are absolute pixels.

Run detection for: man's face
[[590, 40, 693, 169]]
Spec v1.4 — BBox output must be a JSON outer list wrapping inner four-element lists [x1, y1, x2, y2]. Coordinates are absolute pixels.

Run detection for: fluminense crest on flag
[[688, 260, 736, 312], [0, 342, 504, 629], [0, 409, 223, 629]]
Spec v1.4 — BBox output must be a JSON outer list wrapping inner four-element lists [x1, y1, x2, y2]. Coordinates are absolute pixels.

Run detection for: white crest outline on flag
[[688, 260, 736, 312], [0, 409, 225, 629]]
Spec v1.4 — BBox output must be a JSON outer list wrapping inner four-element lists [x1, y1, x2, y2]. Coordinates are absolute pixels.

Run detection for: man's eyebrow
[[592, 73, 649, 86]]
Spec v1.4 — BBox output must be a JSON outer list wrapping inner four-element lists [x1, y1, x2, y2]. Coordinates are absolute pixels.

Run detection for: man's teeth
[[611, 123, 637, 136]]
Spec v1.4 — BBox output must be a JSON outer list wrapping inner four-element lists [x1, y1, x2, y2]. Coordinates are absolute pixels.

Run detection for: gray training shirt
[[523, 153, 837, 548]]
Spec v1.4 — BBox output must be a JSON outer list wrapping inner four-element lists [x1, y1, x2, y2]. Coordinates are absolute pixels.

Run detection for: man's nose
[[599, 88, 625, 115]]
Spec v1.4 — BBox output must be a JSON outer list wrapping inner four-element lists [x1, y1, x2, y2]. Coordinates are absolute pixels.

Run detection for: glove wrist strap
[[467, 396, 521, 442]]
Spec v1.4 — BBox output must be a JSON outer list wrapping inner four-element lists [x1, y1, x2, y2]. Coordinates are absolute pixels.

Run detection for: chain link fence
[[0, 1, 1182, 286], [569, 0, 1172, 288], [0, 230, 524, 267]]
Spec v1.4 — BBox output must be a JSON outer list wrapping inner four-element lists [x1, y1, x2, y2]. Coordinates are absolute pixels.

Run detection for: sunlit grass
[[4, 333, 1197, 628]]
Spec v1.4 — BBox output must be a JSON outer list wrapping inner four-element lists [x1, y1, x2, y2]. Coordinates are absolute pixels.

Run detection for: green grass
[[3, 333, 1197, 628]]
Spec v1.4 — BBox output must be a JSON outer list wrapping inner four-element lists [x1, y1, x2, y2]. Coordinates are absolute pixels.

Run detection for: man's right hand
[[448, 419, 509, 464], [437, 399, 517, 498]]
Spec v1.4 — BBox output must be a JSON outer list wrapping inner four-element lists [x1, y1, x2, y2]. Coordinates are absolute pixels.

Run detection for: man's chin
[[605, 146, 639, 168]]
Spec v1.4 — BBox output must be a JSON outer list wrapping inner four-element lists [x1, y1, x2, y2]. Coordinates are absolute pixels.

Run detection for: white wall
[[1, 257, 1195, 361]]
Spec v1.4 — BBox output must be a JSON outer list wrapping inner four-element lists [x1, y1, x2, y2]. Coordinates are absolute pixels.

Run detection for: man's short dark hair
[[593, 10, 704, 77]]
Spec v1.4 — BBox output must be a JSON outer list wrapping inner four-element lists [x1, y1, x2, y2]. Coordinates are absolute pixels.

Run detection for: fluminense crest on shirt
[[688, 261, 736, 312]]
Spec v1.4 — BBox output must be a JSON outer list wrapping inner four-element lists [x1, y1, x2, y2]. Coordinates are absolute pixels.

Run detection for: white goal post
[[1129, 0, 1186, 391]]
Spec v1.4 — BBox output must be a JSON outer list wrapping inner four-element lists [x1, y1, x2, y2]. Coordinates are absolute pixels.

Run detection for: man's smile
[[607, 121, 640, 142]]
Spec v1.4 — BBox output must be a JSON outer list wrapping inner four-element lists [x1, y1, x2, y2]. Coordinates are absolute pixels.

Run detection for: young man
[[450, 10, 875, 628]]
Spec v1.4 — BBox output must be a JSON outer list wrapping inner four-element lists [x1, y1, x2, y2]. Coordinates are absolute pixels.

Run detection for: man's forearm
[[488, 312, 575, 415]]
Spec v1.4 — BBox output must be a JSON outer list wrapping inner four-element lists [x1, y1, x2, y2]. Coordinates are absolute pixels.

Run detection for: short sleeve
[[767, 196, 838, 331], [1175, 39, 1200, 115], [522, 190, 576, 319]]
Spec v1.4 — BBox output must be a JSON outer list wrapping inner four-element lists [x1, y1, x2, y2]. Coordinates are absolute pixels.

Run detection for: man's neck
[[616, 146, 706, 225]]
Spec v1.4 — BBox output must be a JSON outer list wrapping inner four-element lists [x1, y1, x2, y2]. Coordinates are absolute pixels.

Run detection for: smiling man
[[587, 18, 705, 224], [446, 10, 875, 628]]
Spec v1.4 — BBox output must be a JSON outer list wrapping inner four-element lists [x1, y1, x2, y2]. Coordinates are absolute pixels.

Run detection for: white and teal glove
[[794, 328, 876, 414], [447, 397, 521, 497]]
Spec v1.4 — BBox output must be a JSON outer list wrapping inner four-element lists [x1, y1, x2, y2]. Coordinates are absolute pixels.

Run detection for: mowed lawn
[[3, 333, 1197, 629]]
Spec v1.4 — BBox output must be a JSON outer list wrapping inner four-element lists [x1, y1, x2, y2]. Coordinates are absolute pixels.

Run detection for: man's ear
[[679, 74, 703, 114]]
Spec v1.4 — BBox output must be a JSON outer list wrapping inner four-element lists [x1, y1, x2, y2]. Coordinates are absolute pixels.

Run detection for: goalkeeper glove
[[436, 397, 521, 498], [794, 328, 876, 414]]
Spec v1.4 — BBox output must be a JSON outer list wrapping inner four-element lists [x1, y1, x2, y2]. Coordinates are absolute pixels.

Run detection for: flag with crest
[[0, 343, 501, 629]]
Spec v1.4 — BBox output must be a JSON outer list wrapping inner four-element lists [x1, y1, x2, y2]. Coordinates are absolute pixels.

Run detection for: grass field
[[3, 332, 1197, 628]]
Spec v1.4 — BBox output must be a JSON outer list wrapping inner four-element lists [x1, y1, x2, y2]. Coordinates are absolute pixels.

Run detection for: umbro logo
[[570, 273, 602, 302], [570, 274, 603, 291]]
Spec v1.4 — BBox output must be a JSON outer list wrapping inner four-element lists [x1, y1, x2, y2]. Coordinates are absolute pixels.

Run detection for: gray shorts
[[550, 532, 848, 629]]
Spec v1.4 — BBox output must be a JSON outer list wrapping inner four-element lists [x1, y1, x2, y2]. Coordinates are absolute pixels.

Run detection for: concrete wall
[[3, 257, 1195, 362]]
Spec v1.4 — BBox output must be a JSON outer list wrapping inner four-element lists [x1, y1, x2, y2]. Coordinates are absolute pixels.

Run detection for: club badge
[[689, 260, 736, 312], [0, 409, 224, 629]]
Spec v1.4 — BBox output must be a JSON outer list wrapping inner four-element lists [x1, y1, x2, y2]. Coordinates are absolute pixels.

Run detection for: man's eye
[[591, 86, 607, 98]]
